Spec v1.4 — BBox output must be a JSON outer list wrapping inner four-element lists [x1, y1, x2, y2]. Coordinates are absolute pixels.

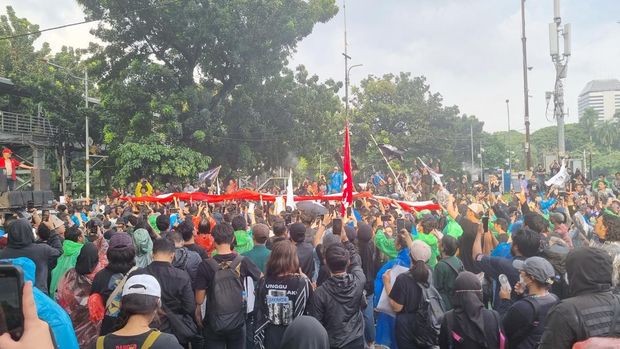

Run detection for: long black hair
[[106, 247, 136, 274]]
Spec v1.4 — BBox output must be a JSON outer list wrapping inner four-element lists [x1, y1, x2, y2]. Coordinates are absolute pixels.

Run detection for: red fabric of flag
[[341, 122, 354, 217]]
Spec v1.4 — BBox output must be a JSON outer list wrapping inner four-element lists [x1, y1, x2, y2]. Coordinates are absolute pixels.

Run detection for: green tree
[[580, 107, 599, 143], [350, 73, 484, 177], [112, 135, 210, 188]]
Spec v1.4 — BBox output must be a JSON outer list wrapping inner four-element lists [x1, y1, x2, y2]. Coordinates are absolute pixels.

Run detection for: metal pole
[[470, 123, 474, 171], [480, 139, 483, 183], [343, 0, 349, 120], [369, 133, 405, 195], [506, 99, 512, 189], [85, 69, 90, 199], [521, 0, 532, 171]]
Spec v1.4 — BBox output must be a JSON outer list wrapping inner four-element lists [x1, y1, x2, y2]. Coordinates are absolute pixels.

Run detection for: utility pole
[[470, 123, 475, 171], [343, 0, 350, 120], [506, 99, 512, 176], [84, 69, 90, 200], [549, 0, 571, 158], [521, 0, 532, 172]]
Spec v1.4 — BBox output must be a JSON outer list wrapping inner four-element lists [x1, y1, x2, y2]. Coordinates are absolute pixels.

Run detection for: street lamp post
[[506, 99, 512, 182], [43, 59, 90, 199], [345, 64, 363, 118]]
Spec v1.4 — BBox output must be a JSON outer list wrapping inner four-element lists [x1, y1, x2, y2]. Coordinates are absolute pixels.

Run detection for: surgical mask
[[519, 274, 527, 286]]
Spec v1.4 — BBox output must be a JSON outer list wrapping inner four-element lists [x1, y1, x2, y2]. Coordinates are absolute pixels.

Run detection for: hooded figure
[[439, 271, 502, 349], [55, 242, 101, 348], [50, 236, 84, 296], [1, 257, 79, 349], [132, 228, 153, 268], [539, 248, 620, 349], [279, 316, 329, 349], [0, 219, 62, 294]]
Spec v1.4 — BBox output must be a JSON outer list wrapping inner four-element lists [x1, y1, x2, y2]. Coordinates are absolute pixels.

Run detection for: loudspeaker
[[32, 191, 54, 208], [33, 169, 51, 191], [0, 191, 25, 209], [0, 172, 7, 192], [20, 191, 33, 206], [32, 191, 43, 207]]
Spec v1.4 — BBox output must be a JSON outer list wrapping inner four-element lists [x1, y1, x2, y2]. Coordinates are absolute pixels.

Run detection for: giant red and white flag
[[341, 122, 353, 217]]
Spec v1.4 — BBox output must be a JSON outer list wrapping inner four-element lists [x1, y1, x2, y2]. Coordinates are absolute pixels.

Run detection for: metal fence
[[0, 110, 58, 138]]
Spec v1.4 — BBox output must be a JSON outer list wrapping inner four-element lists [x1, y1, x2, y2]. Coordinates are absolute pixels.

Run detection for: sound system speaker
[[20, 191, 33, 206], [33, 169, 51, 191], [0, 191, 54, 209], [0, 191, 24, 209], [0, 172, 7, 192]]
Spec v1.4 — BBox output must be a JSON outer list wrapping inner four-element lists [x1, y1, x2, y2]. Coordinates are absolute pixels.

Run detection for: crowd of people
[[1, 163, 620, 349]]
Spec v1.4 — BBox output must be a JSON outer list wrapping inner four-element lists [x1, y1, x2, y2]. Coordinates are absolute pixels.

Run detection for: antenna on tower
[[548, 0, 570, 158]]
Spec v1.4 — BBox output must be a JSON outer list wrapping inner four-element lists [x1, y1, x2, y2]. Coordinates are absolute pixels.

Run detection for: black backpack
[[410, 276, 445, 346], [205, 255, 246, 332]]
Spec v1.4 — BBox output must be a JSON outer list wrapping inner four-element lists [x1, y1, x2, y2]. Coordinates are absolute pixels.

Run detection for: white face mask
[[519, 274, 527, 286]]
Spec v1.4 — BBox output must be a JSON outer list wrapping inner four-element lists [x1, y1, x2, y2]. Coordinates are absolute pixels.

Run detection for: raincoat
[[374, 248, 411, 349], [1, 257, 79, 349], [56, 242, 101, 348], [50, 239, 84, 296], [132, 228, 153, 268]]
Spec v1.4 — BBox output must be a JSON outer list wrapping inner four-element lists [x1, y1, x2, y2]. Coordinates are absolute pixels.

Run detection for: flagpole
[[369, 133, 405, 195]]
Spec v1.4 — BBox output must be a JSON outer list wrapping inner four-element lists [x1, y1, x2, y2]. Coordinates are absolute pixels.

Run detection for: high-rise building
[[578, 79, 620, 120]]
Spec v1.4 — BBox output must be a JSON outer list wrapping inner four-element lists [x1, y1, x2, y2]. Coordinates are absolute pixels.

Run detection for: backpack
[[439, 258, 464, 277], [572, 295, 620, 349], [105, 266, 137, 318], [205, 255, 246, 332], [508, 294, 559, 348], [411, 277, 445, 346]]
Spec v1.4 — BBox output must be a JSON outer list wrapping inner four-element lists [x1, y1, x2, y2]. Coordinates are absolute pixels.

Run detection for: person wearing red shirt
[[0, 148, 34, 190]]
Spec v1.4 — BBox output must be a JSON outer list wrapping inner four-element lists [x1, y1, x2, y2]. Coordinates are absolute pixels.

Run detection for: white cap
[[122, 274, 161, 298], [410, 240, 432, 263]]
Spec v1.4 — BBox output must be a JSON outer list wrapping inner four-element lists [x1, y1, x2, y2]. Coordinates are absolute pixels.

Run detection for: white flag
[[417, 157, 443, 186], [545, 161, 569, 188], [286, 169, 296, 209]]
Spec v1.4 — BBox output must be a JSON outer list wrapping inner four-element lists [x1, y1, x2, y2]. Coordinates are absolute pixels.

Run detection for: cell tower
[[547, 0, 571, 157]]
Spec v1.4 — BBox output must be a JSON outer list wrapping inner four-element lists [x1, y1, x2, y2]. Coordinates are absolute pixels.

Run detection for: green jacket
[[233, 229, 254, 255], [374, 229, 397, 260], [242, 245, 271, 273], [433, 255, 463, 310], [50, 239, 84, 296], [415, 232, 439, 269]]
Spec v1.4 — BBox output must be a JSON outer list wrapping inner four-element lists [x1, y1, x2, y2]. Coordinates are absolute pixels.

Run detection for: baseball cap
[[467, 203, 484, 217], [2, 148, 11, 154], [122, 274, 161, 298], [109, 232, 134, 249], [410, 240, 432, 263], [513, 256, 556, 285], [251, 223, 270, 240]]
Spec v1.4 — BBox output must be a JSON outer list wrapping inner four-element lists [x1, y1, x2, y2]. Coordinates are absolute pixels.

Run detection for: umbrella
[[296, 201, 329, 216]]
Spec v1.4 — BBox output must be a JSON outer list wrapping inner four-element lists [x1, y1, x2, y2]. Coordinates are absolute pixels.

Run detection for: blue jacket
[[1, 257, 79, 349], [329, 171, 343, 193], [374, 248, 411, 349]]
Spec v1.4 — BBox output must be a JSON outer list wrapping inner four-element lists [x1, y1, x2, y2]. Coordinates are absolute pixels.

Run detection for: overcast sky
[[2, 0, 619, 133]]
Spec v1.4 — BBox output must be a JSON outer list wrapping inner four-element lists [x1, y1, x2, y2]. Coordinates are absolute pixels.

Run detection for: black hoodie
[[310, 241, 366, 348], [539, 247, 619, 349], [0, 219, 62, 294]]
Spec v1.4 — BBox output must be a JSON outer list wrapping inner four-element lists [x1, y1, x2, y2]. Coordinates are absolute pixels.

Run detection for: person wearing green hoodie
[[231, 214, 253, 255], [414, 215, 441, 269], [50, 226, 84, 296], [132, 227, 153, 268]]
